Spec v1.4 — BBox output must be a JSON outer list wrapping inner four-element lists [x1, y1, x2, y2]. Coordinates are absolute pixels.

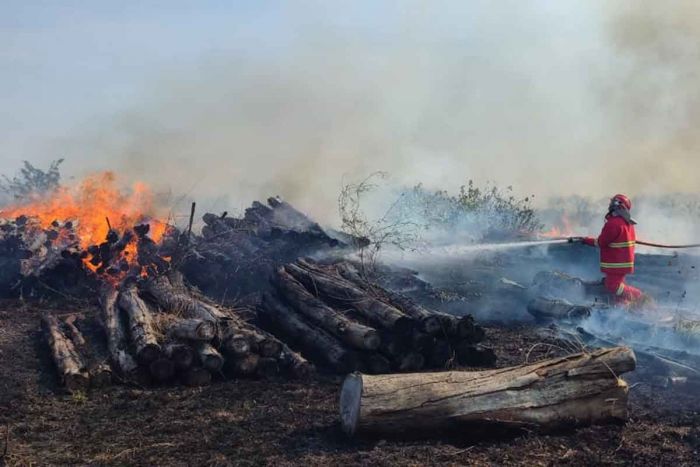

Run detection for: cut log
[[340, 346, 636, 437], [274, 267, 380, 350], [197, 342, 224, 372], [259, 294, 359, 373], [527, 297, 592, 322], [63, 315, 112, 387], [285, 262, 414, 335], [42, 314, 89, 392], [149, 358, 175, 382], [164, 342, 195, 370], [118, 284, 161, 364], [336, 263, 442, 335], [144, 275, 228, 324], [455, 343, 497, 367], [256, 357, 280, 378], [427, 339, 453, 369], [278, 343, 314, 379], [99, 285, 139, 376], [362, 353, 392, 375], [167, 318, 217, 341], [231, 353, 260, 375]]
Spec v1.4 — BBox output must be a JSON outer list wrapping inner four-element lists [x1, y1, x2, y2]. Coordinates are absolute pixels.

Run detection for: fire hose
[[567, 237, 700, 249]]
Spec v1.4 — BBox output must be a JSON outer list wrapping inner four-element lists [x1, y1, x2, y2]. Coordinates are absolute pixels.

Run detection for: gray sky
[[2, 1, 699, 222]]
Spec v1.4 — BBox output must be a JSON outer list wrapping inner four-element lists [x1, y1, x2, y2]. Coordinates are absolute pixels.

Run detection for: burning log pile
[[257, 259, 495, 374], [0, 184, 495, 391]]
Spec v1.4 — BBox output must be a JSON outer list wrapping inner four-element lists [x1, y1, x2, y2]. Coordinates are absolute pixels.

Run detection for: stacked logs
[[96, 274, 313, 387], [257, 259, 494, 374]]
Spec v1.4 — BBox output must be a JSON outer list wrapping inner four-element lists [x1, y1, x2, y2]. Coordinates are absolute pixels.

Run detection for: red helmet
[[611, 194, 632, 211]]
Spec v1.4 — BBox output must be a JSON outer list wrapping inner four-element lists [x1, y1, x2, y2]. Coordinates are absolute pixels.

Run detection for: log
[[362, 353, 392, 375], [167, 318, 217, 341], [63, 315, 112, 387], [144, 275, 227, 324], [118, 284, 161, 364], [256, 357, 280, 378], [278, 343, 314, 379], [339, 346, 636, 437], [231, 353, 260, 375], [427, 339, 453, 369], [42, 314, 89, 392], [285, 262, 414, 335], [455, 343, 497, 367], [336, 263, 442, 335], [164, 342, 195, 370], [149, 358, 175, 382], [197, 342, 224, 372], [259, 294, 359, 373], [526, 297, 592, 322], [99, 286, 138, 376], [274, 267, 380, 350]]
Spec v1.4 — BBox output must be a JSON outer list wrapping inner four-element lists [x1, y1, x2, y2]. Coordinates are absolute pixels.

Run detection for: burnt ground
[[2, 301, 700, 466]]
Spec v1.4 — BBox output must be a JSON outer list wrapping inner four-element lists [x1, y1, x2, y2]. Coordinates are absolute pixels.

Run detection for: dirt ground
[[2, 301, 700, 466]]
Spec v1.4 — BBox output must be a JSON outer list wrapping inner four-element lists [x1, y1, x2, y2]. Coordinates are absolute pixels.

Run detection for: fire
[[0, 171, 170, 278], [539, 215, 574, 239]]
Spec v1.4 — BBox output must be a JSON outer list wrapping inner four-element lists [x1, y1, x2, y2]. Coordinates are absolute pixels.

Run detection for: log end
[[89, 365, 113, 388], [137, 344, 162, 365], [363, 331, 381, 351], [196, 320, 218, 341], [202, 354, 225, 372], [64, 371, 90, 393], [394, 317, 416, 337], [422, 316, 442, 336], [259, 340, 283, 359], [340, 372, 363, 437], [150, 358, 175, 382]]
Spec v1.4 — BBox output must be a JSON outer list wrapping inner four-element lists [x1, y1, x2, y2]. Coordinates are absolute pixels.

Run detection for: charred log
[[273, 267, 380, 350], [259, 294, 359, 373]]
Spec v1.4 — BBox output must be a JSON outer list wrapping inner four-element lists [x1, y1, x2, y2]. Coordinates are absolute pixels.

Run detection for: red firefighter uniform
[[583, 206, 643, 305]]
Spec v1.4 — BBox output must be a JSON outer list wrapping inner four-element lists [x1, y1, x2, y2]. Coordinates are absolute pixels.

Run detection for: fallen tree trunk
[[340, 346, 636, 437], [42, 314, 89, 392], [99, 285, 138, 376], [118, 284, 161, 364], [285, 262, 414, 335], [259, 294, 359, 373], [273, 267, 380, 350]]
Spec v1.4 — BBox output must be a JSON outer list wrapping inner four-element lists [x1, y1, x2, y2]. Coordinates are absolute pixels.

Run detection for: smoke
[[25, 1, 693, 226]]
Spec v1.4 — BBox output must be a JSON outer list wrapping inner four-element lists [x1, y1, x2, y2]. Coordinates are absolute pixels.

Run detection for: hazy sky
[[2, 1, 699, 221]]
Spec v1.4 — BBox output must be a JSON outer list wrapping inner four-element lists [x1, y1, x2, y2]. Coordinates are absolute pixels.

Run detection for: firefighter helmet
[[610, 194, 632, 211]]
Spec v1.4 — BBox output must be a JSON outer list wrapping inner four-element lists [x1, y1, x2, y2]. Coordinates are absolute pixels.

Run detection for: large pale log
[[118, 284, 161, 364], [99, 286, 138, 376], [42, 314, 89, 392], [274, 267, 380, 350], [340, 346, 636, 437], [285, 262, 414, 335], [259, 294, 359, 373]]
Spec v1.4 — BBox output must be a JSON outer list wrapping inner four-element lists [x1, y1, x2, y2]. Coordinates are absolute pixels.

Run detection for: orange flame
[[0, 171, 170, 278], [539, 215, 574, 239]]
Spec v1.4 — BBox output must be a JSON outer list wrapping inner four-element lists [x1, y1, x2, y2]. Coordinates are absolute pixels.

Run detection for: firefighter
[[570, 194, 645, 307]]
